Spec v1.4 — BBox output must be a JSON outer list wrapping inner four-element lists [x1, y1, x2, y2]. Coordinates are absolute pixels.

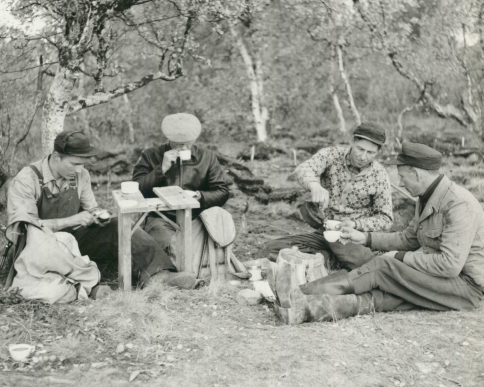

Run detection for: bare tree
[[1, 0, 240, 154], [353, 0, 481, 136]]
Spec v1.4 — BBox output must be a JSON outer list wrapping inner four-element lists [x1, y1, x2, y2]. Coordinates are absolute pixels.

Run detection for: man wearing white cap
[[132, 113, 229, 258]]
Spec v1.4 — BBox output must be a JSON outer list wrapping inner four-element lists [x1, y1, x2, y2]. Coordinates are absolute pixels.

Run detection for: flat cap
[[354, 122, 386, 146], [161, 113, 201, 142], [54, 131, 102, 157], [387, 142, 442, 170]]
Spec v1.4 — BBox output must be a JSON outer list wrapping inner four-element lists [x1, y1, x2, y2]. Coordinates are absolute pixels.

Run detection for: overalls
[[29, 164, 174, 285]]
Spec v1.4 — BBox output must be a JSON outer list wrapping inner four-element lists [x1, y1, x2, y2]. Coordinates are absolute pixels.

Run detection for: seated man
[[269, 143, 484, 324], [265, 122, 393, 270], [132, 113, 229, 259], [7, 131, 198, 290]]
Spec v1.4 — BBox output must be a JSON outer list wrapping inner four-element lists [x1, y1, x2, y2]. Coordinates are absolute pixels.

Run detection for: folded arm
[[402, 202, 477, 278], [132, 151, 167, 197]]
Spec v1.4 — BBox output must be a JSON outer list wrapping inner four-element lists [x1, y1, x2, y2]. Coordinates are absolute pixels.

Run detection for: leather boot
[[146, 271, 204, 290], [305, 292, 374, 321], [299, 270, 355, 295], [270, 264, 375, 324]]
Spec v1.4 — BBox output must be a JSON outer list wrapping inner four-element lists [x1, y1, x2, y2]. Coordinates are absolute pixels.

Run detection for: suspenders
[[29, 164, 77, 199]]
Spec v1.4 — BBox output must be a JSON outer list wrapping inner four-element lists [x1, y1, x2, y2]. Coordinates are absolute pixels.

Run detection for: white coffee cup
[[9, 344, 35, 362], [324, 230, 341, 243], [325, 220, 341, 230], [121, 181, 139, 194], [179, 150, 191, 161]]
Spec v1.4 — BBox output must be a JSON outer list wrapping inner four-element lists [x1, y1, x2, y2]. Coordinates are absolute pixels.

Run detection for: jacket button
[[419, 226, 422, 230]]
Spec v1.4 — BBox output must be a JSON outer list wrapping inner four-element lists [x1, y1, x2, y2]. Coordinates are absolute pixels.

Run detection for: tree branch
[[67, 71, 181, 115]]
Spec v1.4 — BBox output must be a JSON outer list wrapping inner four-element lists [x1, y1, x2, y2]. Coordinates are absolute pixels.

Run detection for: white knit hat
[[161, 113, 201, 142]]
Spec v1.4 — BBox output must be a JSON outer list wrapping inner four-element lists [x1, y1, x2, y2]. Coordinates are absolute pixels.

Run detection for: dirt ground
[[1, 153, 484, 386]]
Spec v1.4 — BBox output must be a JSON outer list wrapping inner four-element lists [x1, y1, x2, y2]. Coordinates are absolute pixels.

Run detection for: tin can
[[248, 265, 263, 282]]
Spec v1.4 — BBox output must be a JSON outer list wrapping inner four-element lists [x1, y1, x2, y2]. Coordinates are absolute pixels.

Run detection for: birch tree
[[305, 0, 361, 132], [1, 0, 243, 155], [228, 1, 271, 142], [352, 0, 483, 137]]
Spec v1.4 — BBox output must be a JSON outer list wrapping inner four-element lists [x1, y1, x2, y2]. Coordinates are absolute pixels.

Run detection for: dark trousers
[[349, 256, 483, 311], [265, 229, 374, 270], [70, 218, 175, 284]]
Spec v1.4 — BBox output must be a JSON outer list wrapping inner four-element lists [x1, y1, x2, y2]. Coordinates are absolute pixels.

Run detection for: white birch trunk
[[41, 67, 78, 155], [123, 94, 135, 143], [229, 25, 268, 142], [336, 44, 361, 126], [330, 45, 346, 132]]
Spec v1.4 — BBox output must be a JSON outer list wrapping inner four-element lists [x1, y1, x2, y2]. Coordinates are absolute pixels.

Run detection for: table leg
[[176, 209, 192, 273], [118, 212, 132, 291]]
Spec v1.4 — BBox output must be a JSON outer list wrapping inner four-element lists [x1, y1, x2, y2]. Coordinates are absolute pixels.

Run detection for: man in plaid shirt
[[265, 122, 393, 269]]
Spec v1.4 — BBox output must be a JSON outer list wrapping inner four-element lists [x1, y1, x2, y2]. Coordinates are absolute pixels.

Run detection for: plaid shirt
[[295, 146, 393, 231]]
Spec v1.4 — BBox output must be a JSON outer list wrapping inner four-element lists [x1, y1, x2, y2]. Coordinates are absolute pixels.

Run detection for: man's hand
[[72, 211, 96, 228], [161, 149, 180, 174], [308, 182, 330, 210], [380, 251, 398, 259], [335, 220, 357, 230], [340, 226, 367, 245]]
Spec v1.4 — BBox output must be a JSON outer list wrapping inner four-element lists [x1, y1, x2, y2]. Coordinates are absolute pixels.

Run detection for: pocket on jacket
[[425, 229, 442, 239], [425, 213, 443, 238]]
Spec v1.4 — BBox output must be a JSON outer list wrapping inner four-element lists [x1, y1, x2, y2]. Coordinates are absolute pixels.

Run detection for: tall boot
[[305, 292, 374, 322], [269, 263, 375, 324], [299, 270, 355, 295]]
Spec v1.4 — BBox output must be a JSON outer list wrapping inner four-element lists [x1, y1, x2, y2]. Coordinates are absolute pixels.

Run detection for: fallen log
[[293, 140, 331, 155], [255, 187, 303, 205], [238, 143, 288, 161]]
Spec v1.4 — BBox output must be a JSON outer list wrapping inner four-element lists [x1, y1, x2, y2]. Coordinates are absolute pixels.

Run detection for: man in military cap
[[269, 142, 484, 324], [7, 131, 199, 294], [265, 122, 393, 270], [132, 113, 229, 258]]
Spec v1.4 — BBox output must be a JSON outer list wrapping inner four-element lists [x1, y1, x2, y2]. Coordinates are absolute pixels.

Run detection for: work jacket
[[132, 143, 229, 219], [371, 176, 484, 288]]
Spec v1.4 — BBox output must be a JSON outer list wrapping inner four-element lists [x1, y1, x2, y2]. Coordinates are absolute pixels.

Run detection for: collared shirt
[[7, 156, 98, 232], [294, 146, 393, 231]]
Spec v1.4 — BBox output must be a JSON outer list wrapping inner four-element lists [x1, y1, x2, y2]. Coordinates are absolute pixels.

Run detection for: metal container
[[247, 265, 263, 282]]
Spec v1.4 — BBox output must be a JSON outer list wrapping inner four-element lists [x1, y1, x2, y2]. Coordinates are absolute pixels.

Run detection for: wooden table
[[112, 186, 200, 290]]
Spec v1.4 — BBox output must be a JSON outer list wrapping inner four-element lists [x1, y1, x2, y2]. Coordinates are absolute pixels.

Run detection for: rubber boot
[[146, 271, 204, 290], [299, 270, 355, 295]]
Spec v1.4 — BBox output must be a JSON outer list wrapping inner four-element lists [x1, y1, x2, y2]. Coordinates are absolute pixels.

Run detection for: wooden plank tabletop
[[153, 186, 200, 210], [112, 190, 170, 214]]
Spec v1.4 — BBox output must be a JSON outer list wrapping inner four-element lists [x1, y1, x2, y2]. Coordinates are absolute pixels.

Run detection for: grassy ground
[[1, 142, 484, 386]]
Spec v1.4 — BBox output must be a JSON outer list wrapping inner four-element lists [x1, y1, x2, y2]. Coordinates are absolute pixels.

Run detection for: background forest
[[0, 0, 482, 177], [1, 2, 484, 386]]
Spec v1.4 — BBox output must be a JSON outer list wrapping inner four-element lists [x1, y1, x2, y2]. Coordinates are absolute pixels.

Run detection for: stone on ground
[[236, 289, 262, 306]]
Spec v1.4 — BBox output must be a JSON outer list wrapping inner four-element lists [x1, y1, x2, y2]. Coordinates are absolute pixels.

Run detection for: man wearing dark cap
[[132, 113, 229, 259], [7, 131, 199, 293], [268, 142, 484, 324], [265, 122, 393, 270]]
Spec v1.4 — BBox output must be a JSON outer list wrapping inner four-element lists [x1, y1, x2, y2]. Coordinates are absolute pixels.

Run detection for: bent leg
[[265, 229, 331, 262], [72, 218, 175, 284], [144, 216, 177, 253], [327, 241, 375, 270], [348, 257, 483, 311]]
